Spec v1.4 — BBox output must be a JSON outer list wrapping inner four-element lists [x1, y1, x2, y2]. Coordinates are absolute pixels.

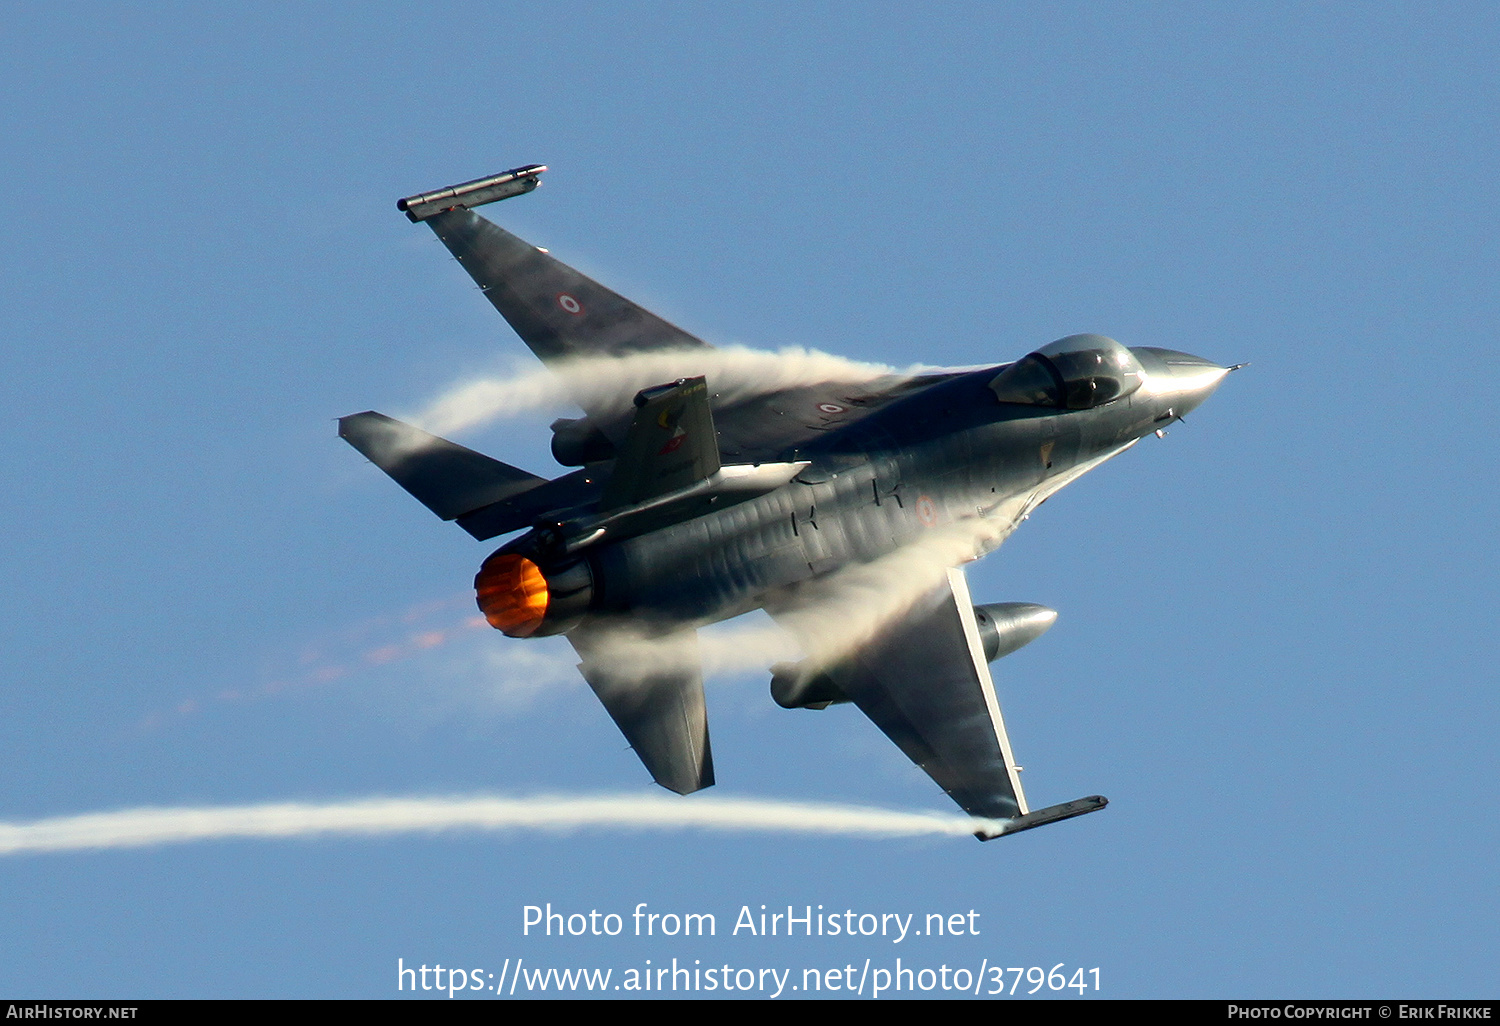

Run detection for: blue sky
[[1, 2, 1495, 999]]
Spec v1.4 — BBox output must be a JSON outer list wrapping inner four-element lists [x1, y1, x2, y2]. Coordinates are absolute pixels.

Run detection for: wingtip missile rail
[[397, 164, 547, 223], [974, 795, 1109, 841]]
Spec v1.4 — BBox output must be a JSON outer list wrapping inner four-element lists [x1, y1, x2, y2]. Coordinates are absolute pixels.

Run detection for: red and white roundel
[[817, 402, 846, 415], [556, 293, 583, 315], [915, 495, 939, 528]]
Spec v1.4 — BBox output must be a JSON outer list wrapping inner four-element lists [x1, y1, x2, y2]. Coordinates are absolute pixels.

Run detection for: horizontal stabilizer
[[338, 411, 545, 521], [570, 625, 714, 795], [455, 467, 602, 542]]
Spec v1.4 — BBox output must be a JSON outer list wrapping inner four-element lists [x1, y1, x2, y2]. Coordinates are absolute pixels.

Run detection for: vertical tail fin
[[600, 376, 721, 511]]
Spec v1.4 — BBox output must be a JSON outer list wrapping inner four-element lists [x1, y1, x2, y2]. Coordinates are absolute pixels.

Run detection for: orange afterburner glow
[[474, 553, 549, 637]]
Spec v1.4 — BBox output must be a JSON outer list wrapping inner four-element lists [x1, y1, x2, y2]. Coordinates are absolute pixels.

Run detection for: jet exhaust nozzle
[[474, 550, 592, 638]]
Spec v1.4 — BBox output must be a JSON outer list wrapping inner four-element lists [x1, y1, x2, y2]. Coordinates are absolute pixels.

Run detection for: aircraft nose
[[1131, 348, 1232, 419]]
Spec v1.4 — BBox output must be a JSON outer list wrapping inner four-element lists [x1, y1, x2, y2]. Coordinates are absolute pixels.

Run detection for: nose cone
[[1131, 347, 1231, 418]]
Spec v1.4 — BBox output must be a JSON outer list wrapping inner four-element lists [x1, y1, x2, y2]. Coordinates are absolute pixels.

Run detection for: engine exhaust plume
[[0, 794, 1002, 855]]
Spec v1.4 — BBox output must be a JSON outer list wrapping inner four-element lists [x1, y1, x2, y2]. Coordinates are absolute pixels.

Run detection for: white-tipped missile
[[397, 165, 546, 223]]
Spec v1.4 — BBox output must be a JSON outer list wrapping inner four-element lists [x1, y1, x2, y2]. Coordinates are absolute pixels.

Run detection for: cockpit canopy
[[989, 334, 1145, 410]]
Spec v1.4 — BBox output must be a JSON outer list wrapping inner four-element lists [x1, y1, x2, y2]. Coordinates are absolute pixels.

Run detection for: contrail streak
[[579, 444, 1133, 680], [411, 345, 915, 437], [580, 503, 1031, 681], [0, 795, 1001, 855]]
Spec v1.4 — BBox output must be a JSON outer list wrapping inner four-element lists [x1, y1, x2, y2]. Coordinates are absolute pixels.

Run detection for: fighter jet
[[340, 165, 1233, 839]]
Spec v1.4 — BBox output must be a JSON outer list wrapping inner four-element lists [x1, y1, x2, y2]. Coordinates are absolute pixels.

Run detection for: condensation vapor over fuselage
[[555, 344, 1228, 628]]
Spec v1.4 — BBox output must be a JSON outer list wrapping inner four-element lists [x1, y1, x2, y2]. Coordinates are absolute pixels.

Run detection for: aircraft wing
[[426, 207, 710, 365], [710, 375, 950, 465], [817, 567, 1031, 821], [424, 207, 710, 446], [420, 202, 942, 461]]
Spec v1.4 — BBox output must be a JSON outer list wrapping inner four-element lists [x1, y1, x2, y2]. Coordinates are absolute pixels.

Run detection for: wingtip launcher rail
[[397, 164, 547, 223], [976, 795, 1109, 841]]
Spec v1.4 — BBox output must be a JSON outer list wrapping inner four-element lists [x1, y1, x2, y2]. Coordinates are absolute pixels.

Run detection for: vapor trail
[[0, 795, 1001, 855], [412, 345, 912, 436], [588, 501, 1031, 681], [584, 443, 1134, 680], [771, 513, 1021, 668]]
